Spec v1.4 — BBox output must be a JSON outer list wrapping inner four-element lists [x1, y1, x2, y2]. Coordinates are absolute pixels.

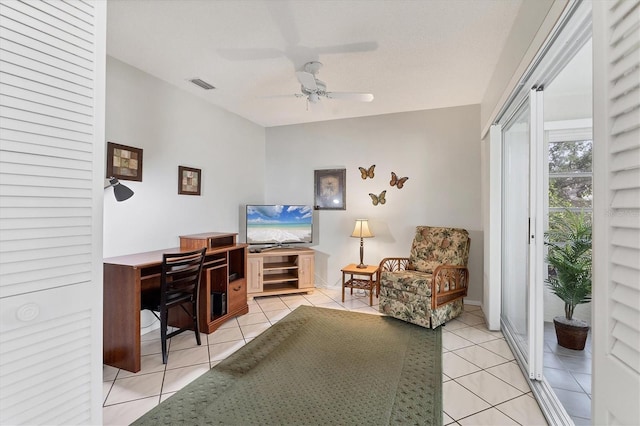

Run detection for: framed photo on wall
[[178, 166, 201, 196], [314, 168, 346, 210], [106, 142, 143, 181]]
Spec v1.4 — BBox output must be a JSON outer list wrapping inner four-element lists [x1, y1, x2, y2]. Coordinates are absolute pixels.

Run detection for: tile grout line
[[449, 350, 536, 424]]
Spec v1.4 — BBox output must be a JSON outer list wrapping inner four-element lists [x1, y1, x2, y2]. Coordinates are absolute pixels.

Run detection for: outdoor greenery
[[548, 140, 592, 174], [548, 139, 593, 209], [548, 138, 593, 248], [544, 209, 592, 321]]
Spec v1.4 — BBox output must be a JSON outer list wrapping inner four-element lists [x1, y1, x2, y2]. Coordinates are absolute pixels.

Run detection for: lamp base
[[356, 263, 367, 269]]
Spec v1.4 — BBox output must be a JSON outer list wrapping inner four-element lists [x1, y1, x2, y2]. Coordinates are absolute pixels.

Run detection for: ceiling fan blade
[[308, 98, 325, 112], [296, 71, 317, 91], [260, 94, 304, 99], [325, 92, 374, 102]]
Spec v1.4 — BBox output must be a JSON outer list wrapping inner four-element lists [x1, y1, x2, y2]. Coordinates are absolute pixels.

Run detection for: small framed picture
[[106, 142, 143, 181], [178, 166, 201, 196], [314, 168, 346, 210]]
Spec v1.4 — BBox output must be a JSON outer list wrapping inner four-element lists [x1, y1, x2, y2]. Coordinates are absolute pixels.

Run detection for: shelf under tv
[[247, 248, 315, 299]]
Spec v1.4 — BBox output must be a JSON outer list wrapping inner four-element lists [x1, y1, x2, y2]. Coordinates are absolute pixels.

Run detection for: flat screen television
[[246, 205, 313, 246]]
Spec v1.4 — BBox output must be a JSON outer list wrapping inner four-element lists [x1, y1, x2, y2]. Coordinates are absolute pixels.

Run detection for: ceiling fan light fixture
[[303, 61, 323, 75], [273, 61, 373, 108]]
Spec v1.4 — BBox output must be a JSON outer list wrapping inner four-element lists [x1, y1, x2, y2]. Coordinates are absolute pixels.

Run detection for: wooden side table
[[341, 263, 380, 306]]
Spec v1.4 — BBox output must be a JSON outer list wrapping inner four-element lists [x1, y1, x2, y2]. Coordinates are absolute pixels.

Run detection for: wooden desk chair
[[141, 248, 206, 363]]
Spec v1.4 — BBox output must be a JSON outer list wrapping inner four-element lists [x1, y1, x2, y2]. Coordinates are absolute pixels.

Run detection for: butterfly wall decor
[[369, 190, 386, 206], [358, 165, 375, 180], [390, 172, 409, 189]]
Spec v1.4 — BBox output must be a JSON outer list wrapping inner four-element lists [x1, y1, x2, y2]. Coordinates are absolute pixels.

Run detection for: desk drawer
[[227, 278, 247, 313]]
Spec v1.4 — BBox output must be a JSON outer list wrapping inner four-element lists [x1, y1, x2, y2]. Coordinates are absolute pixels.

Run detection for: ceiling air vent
[[189, 78, 216, 90]]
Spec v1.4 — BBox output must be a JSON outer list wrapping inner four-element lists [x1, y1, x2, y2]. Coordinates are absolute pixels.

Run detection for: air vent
[[189, 78, 216, 90]]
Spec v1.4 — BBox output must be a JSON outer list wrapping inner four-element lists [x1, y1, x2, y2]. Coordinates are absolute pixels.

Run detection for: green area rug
[[133, 305, 442, 425]]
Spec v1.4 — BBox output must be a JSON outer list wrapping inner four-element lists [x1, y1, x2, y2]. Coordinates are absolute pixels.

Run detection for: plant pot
[[553, 316, 589, 350]]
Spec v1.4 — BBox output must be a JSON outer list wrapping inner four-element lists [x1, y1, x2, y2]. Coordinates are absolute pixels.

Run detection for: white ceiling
[[106, 0, 523, 128]]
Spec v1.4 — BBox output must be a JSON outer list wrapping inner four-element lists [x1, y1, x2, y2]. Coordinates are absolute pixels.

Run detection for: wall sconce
[[351, 219, 374, 268], [105, 177, 134, 202]]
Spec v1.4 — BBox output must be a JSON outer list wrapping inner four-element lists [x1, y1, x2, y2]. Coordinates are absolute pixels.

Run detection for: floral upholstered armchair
[[378, 226, 470, 328]]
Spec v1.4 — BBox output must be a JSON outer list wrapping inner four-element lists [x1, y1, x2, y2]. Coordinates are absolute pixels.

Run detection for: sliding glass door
[[501, 89, 545, 380], [501, 101, 531, 362], [494, 3, 592, 422]]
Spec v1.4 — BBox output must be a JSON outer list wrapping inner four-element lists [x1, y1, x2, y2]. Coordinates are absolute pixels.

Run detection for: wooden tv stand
[[247, 248, 315, 299]]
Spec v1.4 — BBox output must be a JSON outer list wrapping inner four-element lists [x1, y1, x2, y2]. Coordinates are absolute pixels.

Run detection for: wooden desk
[[341, 263, 380, 306], [104, 243, 248, 373]]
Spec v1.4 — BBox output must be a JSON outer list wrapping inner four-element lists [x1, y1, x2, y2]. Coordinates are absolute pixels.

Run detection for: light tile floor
[[103, 288, 549, 425], [543, 321, 592, 425]]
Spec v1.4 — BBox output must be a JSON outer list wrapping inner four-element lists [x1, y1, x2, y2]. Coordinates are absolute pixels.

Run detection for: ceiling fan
[[289, 61, 374, 104]]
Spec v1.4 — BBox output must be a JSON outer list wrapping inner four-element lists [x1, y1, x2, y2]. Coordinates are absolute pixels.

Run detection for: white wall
[[544, 93, 592, 122], [104, 57, 266, 257], [481, 127, 502, 330], [265, 105, 483, 304], [544, 39, 592, 123]]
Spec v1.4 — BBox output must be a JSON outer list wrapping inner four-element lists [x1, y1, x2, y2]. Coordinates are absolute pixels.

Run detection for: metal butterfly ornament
[[369, 190, 386, 206], [358, 165, 375, 180], [390, 172, 409, 189]]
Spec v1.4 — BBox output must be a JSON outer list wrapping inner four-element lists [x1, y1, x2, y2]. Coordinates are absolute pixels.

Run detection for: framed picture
[[106, 142, 143, 181], [178, 166, 201, 196], [314, 168, 346, 210]]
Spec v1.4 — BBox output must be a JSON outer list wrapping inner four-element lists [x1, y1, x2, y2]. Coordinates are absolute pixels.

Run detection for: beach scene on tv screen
[[247, 205, 312, 244]]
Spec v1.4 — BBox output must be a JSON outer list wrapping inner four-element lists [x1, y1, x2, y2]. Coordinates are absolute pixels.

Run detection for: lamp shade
[[105, 177, 134, 202], [351, 219, 373, 238]]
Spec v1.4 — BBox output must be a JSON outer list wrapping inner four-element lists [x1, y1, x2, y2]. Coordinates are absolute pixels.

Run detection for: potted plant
[[544, 209, 592, 350]]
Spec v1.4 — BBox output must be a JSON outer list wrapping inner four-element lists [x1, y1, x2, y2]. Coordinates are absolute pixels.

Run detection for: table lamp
[[105, 177, 134, 202], [351, 219, 374, 268]]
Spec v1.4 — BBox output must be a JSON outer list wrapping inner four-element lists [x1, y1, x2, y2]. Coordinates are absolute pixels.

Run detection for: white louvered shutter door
[[0, 1, 105, 424], [593, 0, 640, 424]]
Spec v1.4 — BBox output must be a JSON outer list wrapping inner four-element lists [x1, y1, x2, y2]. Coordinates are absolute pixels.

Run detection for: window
[[549, 139, 592, 208], [548, 137, 593, 229]]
